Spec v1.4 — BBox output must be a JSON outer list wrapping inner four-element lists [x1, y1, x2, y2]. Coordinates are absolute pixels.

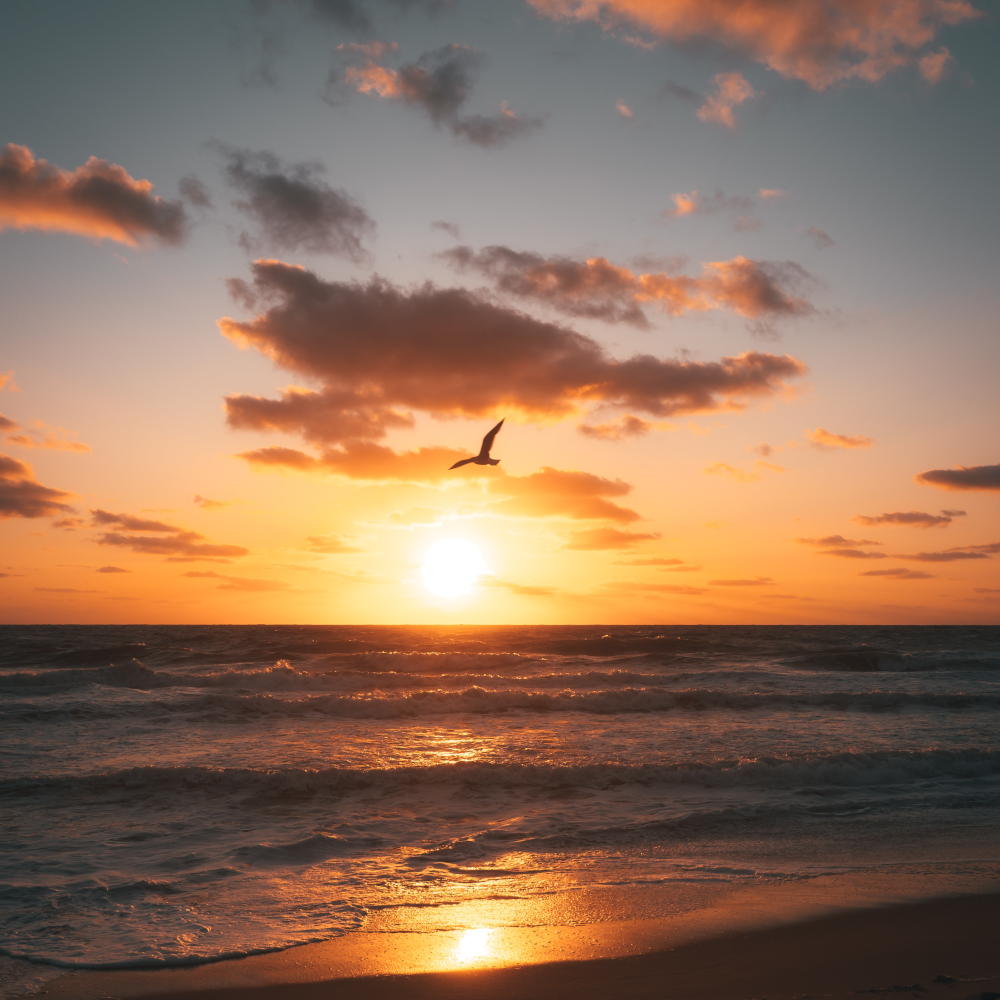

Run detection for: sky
[[1, 0, 998, 625]]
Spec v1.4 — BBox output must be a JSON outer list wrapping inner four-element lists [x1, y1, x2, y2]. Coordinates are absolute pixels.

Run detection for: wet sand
[[40, 891, 1000, 1000]]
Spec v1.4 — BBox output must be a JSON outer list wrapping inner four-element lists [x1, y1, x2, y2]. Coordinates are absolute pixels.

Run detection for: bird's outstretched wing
[[449, 456, 476, 470], [478, 419, 505, 457]]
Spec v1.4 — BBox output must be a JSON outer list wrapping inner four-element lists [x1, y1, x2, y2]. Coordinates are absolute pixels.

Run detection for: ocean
[[2, 624, 999, 982]]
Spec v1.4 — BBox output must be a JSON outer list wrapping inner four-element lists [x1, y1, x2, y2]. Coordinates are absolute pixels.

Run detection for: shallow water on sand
[[1, 624, 999, 972]]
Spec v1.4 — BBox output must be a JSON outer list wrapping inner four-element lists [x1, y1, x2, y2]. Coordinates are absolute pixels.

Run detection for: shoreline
[[34, 886, 1000, 1000]]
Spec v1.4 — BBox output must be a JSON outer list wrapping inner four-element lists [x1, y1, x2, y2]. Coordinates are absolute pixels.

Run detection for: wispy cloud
[[854, 510, 964, 528], [91, 510, 249, 562], [807, 427, 873, 450]]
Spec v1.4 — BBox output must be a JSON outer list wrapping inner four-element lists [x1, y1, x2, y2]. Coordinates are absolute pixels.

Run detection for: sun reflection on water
[[454, 926, 495, 965]]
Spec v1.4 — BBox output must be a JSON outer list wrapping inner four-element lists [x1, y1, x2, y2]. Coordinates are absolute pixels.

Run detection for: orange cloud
[[798, 534, 880, 547], [0, 143, 186, 246], [705, 460, 784, 482], [3, 417, 90, 452], [818, 548, 887, 559], [0, 453, 73, 519], [564, 527, 660, 550], [916, 463, 1000, 491], [918, 47, 951, 83], [489, 467, 640, 523], [304, 534, 362, 554], [184, 571, 292, 592], [193, 495, 228, 509], [615, 99, 634, 118], [526, 0, 979, 89], [709, 576, 773, 586], [861, 568, 934, 579], [808, 427, 874, 449], [697, 71, 755, 127], [442, 245, 815, 326]]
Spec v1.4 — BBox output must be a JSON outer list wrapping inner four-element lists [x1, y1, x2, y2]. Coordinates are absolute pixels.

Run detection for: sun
[[420, 538, 489, 599]]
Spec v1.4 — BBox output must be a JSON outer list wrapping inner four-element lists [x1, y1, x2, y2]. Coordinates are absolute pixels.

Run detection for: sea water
[[1, 624, 999, 974]]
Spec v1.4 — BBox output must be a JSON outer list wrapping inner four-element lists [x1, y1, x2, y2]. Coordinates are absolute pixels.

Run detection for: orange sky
[[1, 0, 997, 624]]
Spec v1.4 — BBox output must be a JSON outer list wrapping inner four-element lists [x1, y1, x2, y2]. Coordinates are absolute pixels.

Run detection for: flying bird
[[449, 419, 504, 470]]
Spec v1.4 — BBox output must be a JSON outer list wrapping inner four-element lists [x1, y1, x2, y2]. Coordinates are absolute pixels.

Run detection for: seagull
[[449, 419, 504, 470]]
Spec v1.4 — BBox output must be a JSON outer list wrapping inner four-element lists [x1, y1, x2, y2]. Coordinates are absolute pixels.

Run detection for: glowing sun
[[420, 538, 489, 599]]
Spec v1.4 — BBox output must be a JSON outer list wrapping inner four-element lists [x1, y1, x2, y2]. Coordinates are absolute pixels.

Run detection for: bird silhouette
[[449, 419, 504, 470]]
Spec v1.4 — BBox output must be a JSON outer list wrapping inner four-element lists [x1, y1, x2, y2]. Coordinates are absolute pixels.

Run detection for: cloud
[[660, 80, 700, 103], [916, 463, 1000, 492], [335, 43, 543, 147], [709, 576, 773, 586], [817, 548, 887, 559], [221, 147, 373, 259], [696, 71, 755, 127], [894, 550, 989, 562], [947, 541, 1000, 555], [0, 143, 187, 246], [183, 570, 291, 592], [193, 495, 229, 509], [489, 467, 641, 523], [483, 576, 556, 597], [179, 175, 212, 208], [35, 587, 98, 594], [854, 510, 964, 528], [860, 568, 934, 579], [442, 245, 815, 327], [615, 99, 634, 118], [918, 47, 951, 83], [91, 510, 249, 562], [3, 418, 90, 452], [96, 565, 129, 573], [431, 219, 461, 239], [758, 188, 786, 200], [618, 556, 685, 566], [798, 534, 880, 547], [526, 0, 980, 89], [0, 372, 17, 392], [805, 226, 835, 249], [610, 580, 706, 595], [579, 415, 652, 440], [664, 188, 772, 229], [304, 534, 362, 553], [808, 427, 874, 450], [705, 460, 784, 482], [564, 527, 659, 550], [0, 453, 74, 519], [220, 259, 808, 460]]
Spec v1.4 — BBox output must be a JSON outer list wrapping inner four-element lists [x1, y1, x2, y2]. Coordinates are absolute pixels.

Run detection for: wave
[[7, 748, 999, 801], [781, 648, 1000, 673], [5, 684, 999, 721]]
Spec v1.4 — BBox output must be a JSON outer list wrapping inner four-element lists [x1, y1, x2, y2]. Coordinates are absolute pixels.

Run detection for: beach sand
[[38, 890, 1000, 1000]]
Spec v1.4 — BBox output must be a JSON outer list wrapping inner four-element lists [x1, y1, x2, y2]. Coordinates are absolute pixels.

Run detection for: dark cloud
[[220, 260, 808, 461], [660, 80, 700, 103], [91, 510, 249, 562], [805, 226, 835, 249], [221, 147, 373, 259], [860, 568, 934, 579], [798, 535, 880, 547], [564, 527, 659, 550], [709, 576, 773, 586], [431, 219, 461, 239], [0, 453, 74, 519], [96, 565, 129, 573], [818, 548, 887, 559], [0, 143, 186, 246], [948, 541, 1000, 555], [579, 416, 653, 441], [0, 414, 16, 431], [336, 43, 543, 147], [179, 175, 212, 208], [917, 463, 1000, 492], [854, 510, 964, 528], [442, 244, 814, 327], [528, 0, 979, 89], [893, 550, 989, 563]]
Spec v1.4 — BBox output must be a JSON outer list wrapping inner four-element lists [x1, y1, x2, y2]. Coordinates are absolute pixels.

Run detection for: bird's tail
[[488, 458, 500, 465]]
